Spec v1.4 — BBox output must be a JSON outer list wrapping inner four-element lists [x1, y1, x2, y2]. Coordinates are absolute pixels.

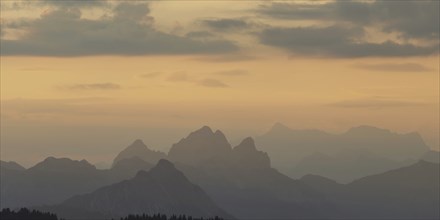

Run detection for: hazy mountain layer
[[40, 160, 232, 220], [256, 123, 429, 181], [113, 139, 166, 167], [0, 157, 154, 209]]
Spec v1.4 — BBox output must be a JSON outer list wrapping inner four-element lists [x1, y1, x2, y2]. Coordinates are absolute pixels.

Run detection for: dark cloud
[[201, 18, 249, 31], [1, 3, 238, 56], [355, 63, 433, 72], [198, 79, 229, 88], [259, 26, 439, 57], [215, 69, 249, 76], [258, 1, 440, 41], [65, 83, 121, 90], [328, 98, 427, 109], [185, 31, 216, 39], [1, 0, 108, 10]]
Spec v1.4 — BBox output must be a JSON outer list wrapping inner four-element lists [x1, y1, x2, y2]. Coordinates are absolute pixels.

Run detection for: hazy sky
[[1, 0, 439, 167]]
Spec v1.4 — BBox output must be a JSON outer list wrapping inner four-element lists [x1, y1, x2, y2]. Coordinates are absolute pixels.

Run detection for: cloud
[[165, 72, 230, 88], [259, 26, 439, 57], [198, 78, 229, 88], [258, 1, 440, 41], [201, 18, 249, 31], [1, 0, 108, 10], [167, 72, 191, 82], [1, 3, 238, 56], [194, 54, 257, 62], [327, 98, 427, 109], [65, 83, 121, 90], [355, 63, 433, 72], [215, 69, 249, 76], [185, 31, 216, 39]]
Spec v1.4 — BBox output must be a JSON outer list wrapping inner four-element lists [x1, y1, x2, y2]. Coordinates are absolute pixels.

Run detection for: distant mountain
[[168, 126, 232, 166], [299, 160, 440, 219], [421, 150, 440, 163], [167, 127, 333, 219], [113, 139, 166, 167], [299, 174, 344, 195], [42, 159, 232, 220], [256, 123, 429, 178], [343, 160, 439, 218], [109, 157, 154, 181], [293, 151, 414, 183], [232, 137, 270, 169], [0, 160, 25, 171], [0, 157, 109, 209], [1, 156, 159, 209], [29, 157, 97, 173]]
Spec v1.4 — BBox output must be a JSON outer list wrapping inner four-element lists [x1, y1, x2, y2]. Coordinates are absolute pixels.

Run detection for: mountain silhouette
[[168, 126, 232, 166], [0, 156, 163, 209], [0, 160, 25, 171], [298, 160, 439, 218], [109, 156, 154, 181], [293, 150, 414, 183], [113, 139, 166, 167], [256, 123, 429, 180], [0, 157, 110, 209], [342, 160, 440, 218], [41, 159, 232, 220], [2, 126, 438, 219], [29, 157, 97, 172], [232, 137, 270, 169], [421, 150, 440, 163], [167, 128, 332, 219]]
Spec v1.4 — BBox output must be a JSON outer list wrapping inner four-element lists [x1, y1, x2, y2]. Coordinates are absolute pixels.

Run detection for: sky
[[1, 0, 439, 167]]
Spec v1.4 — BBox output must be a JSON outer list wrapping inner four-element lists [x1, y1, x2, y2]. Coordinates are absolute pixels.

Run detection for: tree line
[[0, 208, 60, 220], [1, 208, 224, 220], [119, 214, 224, 220]]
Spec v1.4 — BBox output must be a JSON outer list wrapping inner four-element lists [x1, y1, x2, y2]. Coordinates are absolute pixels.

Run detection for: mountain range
[[40, 159, 232, 219], [1, 125, 438, 219], [255, 123, 430, 182]]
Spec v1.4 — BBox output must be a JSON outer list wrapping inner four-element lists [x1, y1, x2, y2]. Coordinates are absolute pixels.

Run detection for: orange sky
[[1, 0, 439, 166]]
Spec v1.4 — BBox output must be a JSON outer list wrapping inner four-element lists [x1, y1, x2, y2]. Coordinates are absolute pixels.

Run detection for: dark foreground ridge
[[0, 208, 61, 220], [0, 208, 224, 220], [119, 213, 224, 220]]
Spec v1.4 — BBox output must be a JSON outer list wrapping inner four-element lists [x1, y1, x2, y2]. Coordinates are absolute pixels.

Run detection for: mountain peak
[[191, 126, 214, 136], [30, 157, 96, 172], [168, 126, 232, 166], [271, 122, 291, 131], [135, 159, 179, 179], [128, 139, 148, 149], [0, 160, 26, 171], [113, 139, 166, 167], [155, 159, 175, 170], [233, 137, 271, 168], [235, 137, 256, 151]]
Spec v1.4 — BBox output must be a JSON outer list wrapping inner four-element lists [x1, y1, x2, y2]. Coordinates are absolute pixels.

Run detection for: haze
[[1, 0, 439, 167]]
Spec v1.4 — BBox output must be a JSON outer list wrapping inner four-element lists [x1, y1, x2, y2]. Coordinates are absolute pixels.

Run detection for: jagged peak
[[234, 137, 256, 151], [191, 126, 214, 136], [214, 129, 226, 137]]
